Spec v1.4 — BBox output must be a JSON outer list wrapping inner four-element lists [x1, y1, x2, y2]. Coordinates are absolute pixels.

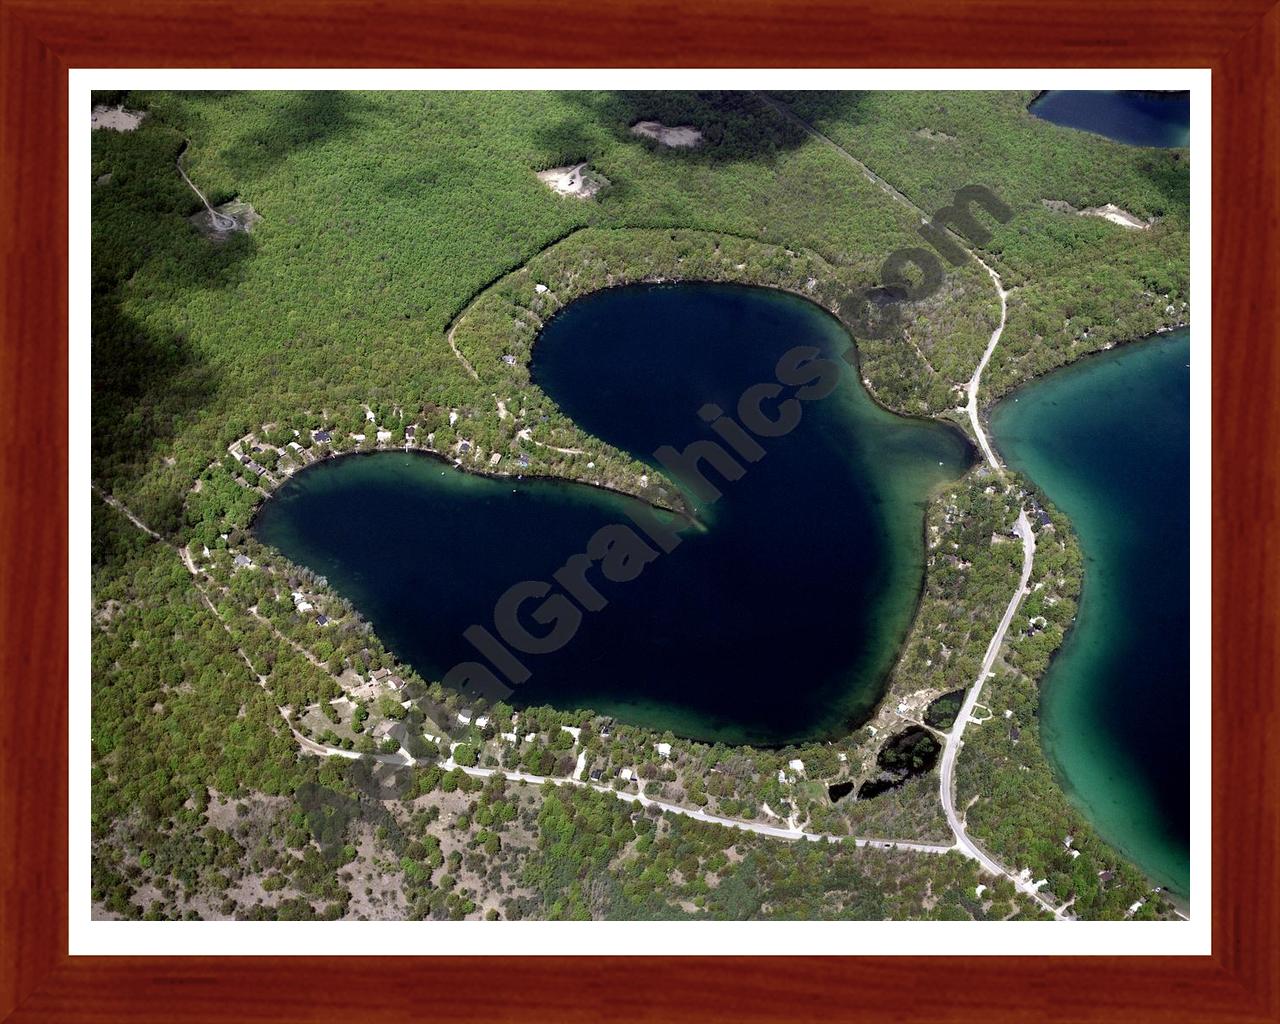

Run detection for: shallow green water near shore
[[256, 284, 971, 745], [990, 329, 1190, 894]]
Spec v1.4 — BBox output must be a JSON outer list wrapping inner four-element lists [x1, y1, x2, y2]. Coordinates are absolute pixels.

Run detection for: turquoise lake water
[[990, 329, 1190, 894], [255, 284, 971, 745]]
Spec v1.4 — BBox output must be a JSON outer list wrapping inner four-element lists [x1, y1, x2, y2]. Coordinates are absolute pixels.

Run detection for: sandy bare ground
[[91, 104, 145, 131], [189, 199, 261, 241], [537, 163, 608, 199], [516, 427, 585, 455], [630, 121, 704, 148], [176, 142, 258, 240], [1042, 198, 1151, 230], [1081, 203, 1151, 229]]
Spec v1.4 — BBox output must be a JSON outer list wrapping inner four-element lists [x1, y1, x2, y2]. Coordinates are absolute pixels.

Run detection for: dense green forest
[[91, 89, 1189, 922], [777, 91, 1190, 396]]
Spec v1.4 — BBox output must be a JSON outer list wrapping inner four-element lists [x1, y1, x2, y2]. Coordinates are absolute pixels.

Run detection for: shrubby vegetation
[[522, 785, 1041, 920], [776, 90, 1189, 400], [91, 89, 1188, 922]]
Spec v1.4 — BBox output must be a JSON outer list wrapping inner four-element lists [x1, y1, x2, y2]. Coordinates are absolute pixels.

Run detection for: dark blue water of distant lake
[[1030, 91, 1190, 147], [255, 284, 972, 746]]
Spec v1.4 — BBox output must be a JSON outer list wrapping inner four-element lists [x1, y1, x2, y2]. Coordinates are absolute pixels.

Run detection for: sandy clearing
[[516, 427, 585, 455], [1081, 203, 1152, 230], [91, 104, 145, 131], [1042, 198, 1151, 230], [630, 121, 704, 148], [189, 199, 261, 241], [537, 163, 608, 199]]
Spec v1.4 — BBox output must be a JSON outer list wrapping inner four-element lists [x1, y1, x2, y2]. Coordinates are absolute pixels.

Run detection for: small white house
[[619, 768, 634, 781], [788, 758, 805, 774], [534, 283, 549, 294], [377, 429, 392, 443], [656, 742, 671, 759], [456, 711, 472, 725]]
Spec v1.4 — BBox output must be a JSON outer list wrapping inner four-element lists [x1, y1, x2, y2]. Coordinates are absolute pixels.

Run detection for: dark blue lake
[[1030, 91, 1190, 147], [255, 284, 972, 745]]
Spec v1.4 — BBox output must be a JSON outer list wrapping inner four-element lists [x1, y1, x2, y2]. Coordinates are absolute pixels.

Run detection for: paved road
[[936, 509, 1064, 916]]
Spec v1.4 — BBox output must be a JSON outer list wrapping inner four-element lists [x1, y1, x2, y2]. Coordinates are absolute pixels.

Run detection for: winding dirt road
[[176, 141, 237, 232], [966, 259, 1009, 471], [302, 738, 958, 853]]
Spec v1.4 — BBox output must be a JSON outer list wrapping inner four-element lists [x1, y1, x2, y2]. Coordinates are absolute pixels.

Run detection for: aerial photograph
[[89, 88, 1191, 923]]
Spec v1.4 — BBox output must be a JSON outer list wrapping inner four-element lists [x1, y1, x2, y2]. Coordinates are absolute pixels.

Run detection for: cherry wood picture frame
[[2, 1, 1276, 1020]]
